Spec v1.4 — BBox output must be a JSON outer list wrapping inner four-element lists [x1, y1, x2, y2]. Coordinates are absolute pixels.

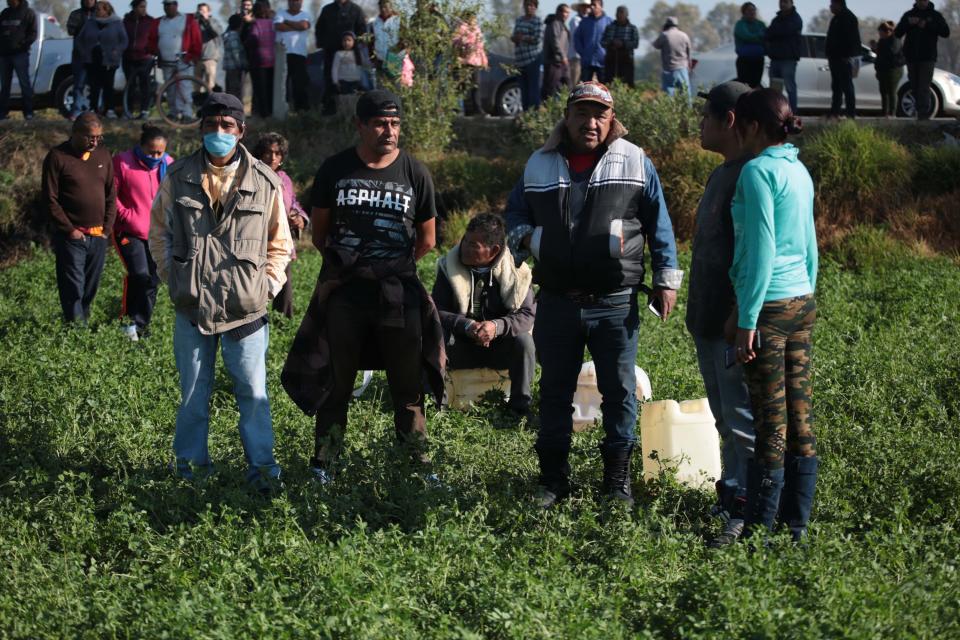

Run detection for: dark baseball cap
[[356, 90, 403, 120], [199, 92, 245, 123], [697, 81, 751, 113], [567, 81, 614, 109]]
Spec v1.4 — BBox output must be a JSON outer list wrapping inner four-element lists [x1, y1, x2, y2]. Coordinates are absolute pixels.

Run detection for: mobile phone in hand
[[647, 295, 663, 319], [724, 331, 762, 369]]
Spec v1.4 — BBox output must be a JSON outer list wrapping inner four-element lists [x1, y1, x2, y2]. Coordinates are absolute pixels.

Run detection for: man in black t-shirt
[[283, 90, 443, 483]]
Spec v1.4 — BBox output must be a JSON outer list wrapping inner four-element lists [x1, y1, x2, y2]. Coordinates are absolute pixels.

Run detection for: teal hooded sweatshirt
[[730, 143, 818, 330]]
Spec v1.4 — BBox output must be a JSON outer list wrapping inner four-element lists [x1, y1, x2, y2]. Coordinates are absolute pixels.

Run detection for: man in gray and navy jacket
[[505, 81, 683, 509]]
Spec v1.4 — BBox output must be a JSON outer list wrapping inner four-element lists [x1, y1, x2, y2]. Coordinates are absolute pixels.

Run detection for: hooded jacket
[[734, 18, 766, 58], [0, 0, 38, 55], [76, 13, 128, 67], [895, 2, 950, 63], [66, 1, 94, 43], [573, 12, 613, 68], [765, 7, 803, 61], [123, 11, 156, 62], [825, 6, 861, 59], [505, 120, 683, 295], [543, 13, 570, 65]]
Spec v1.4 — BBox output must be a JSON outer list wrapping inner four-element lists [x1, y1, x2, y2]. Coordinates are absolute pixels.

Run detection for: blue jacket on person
[[574, 13, 614, 68], [765, 7, 803, 61], [76, 14, 129, 67]]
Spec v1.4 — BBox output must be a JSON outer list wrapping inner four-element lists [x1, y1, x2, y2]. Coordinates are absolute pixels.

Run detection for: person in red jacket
[[122, 0, 156, 119], [147, 0, 202, 119]]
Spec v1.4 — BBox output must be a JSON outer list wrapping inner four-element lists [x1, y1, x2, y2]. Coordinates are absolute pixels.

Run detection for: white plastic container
[[640, 398, 722, 488], [572, 361, 653, 431], [444, 368, 510, 410]]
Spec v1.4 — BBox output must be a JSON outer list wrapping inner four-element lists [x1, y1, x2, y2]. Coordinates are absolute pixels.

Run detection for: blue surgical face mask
[[203, 132, 238, 158]]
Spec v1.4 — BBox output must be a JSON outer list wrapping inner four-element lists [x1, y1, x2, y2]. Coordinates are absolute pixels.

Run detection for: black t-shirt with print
[[311, 148, 437, 262]]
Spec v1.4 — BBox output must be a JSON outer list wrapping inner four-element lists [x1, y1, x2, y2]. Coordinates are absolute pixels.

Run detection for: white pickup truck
[[8, 11, 125, 116]]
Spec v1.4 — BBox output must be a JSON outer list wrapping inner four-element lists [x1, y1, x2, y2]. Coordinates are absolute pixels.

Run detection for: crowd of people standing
[[38, 78, 823, 550], [725, 0, 951, 120]]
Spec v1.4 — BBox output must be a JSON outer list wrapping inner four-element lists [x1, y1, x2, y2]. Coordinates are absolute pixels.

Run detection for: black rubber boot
[[601, 445, 635, 507], [707, 495, 747, 548], [534, 444, 571, 509], [742, 458, 784, 538], [779, 454, 819, 542]]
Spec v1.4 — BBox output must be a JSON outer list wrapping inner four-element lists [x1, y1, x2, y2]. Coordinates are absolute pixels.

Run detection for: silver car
[[692, 32, 960, 118]]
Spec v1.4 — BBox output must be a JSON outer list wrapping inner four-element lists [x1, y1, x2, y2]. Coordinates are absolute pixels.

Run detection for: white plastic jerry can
[[444, 368, 511, 410], [640, 398, 722, 489], [572, 361, 653, 431]]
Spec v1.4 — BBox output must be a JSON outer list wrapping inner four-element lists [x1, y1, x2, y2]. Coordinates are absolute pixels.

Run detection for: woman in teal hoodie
[[728, 88, 818, 542], [734, 2, 766, 87]]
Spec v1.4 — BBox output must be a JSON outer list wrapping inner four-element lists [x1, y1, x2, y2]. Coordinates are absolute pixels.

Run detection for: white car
[[692, 32, 960, 118]]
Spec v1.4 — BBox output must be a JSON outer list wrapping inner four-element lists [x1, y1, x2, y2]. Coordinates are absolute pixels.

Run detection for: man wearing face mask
[[149, 92, 292, 489], [506, 82, 683, 509]]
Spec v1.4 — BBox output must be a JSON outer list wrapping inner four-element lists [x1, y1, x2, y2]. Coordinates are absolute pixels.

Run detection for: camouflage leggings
[[744, 294, 817, 469]]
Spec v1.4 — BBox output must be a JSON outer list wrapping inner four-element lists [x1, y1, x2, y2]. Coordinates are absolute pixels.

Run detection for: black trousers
[[604, 48, 635, 87], [314, 282, 426, 463], [122, 58, 153, 113], [114, 233, 159, 330], [541, 61, 570, 101], [829, 57, 856, 118], [272, 262, 294, 318], [447, 332, 535, 410], [321, 48, 337, 114], [736, 55, 764, 88], [86, 63, 118, 113], [286, 53, 310, 111], [53, 232, 107, 323], [250, 67, 273, 118], [225, 69, 245, 103]]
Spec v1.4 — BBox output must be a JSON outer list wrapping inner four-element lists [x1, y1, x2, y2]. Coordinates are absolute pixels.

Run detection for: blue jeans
[[0, 51, 33, 118], [769, 59, 798, 113], [694, 336, 755, 498], [519, 58, 541, 112], [71, 60, 87, 115], [534, 290, 640, 454], [173, 313, 280, 483], [661, 67, 692, 105]]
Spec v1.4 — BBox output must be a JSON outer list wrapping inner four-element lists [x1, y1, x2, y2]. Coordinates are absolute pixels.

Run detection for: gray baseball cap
[[697, 81, 752, 113]]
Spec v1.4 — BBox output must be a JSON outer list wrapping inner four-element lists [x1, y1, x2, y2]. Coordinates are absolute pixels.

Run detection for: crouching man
[[433, 213, 536, 418], [149, 93, 293, 486], [505, 81, 683, 508]]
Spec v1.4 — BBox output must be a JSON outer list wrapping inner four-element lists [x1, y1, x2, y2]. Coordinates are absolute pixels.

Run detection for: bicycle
[[122, 53, 210, 127]]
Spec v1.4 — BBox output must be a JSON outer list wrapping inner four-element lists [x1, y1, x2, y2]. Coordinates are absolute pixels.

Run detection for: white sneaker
[[310, 466, 334, 485], [106, 109, 118, 119], [121, 324, 139, 341]]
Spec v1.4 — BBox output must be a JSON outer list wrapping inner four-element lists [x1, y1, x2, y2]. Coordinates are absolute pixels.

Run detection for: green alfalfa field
[[1, 223, 959, 638]]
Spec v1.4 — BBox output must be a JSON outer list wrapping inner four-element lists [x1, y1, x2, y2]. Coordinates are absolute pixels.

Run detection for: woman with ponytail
[[113, 124, 173, 340], [726, 88, 819, 542]]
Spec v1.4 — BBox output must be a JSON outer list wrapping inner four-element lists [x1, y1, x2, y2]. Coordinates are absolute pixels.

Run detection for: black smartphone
[[647, 295, 663, 319], [724, 331, 762, 369]]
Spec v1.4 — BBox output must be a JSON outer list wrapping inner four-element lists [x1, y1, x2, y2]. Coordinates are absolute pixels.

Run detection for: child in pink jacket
[[113, 124, 174, 339]]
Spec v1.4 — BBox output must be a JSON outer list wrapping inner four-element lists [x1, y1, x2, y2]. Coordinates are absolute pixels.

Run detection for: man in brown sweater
[[41, 113, 116, 323]]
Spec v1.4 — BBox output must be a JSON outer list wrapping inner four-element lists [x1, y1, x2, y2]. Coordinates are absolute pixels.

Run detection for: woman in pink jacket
[[113, 124, 173, 340]]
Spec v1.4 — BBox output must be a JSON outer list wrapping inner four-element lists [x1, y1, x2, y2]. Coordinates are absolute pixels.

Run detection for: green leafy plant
[[803, 122, 912, 218], [912, 144, 960, 196]]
